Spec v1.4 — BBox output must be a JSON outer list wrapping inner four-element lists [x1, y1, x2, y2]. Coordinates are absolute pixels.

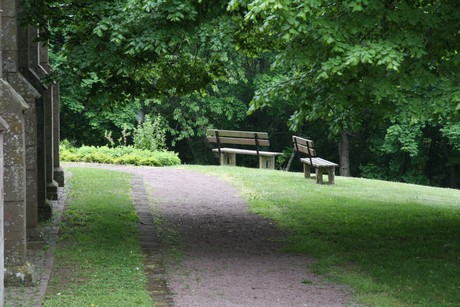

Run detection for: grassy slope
[[184, 165, 460, 306], [44, 168, 152, 306]]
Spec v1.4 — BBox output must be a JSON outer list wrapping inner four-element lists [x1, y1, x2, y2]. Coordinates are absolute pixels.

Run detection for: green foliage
[[382, 124, 421, 158], [133, 114, 167, 151], [23, 0, 460, 185], [60, 141, 181, 166], [356, 120, 460, 186], [24, 0, 245, 103], [228, 0, 460, 182], [44, 168, 152, 306], [442, 123, 460, 151], [38, 0, 256, 152], [233, 0, 460, 133], [191, 165, 460, 306]]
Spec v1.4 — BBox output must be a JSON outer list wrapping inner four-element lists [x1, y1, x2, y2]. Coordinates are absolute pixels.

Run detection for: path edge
[[131, 174, 175, 307]]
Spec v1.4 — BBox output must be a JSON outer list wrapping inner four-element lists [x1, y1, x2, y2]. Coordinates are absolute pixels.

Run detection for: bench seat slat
[[208, 136, 270, 147], [213, 148, 282, 156], [300, 157, 338, 167], [207, 129, 269, 139]]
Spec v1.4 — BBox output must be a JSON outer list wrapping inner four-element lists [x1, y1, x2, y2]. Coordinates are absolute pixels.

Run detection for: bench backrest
[[207, 129, 271, 158], [207, 129, 270, 147], [292, 136, 316, 156]]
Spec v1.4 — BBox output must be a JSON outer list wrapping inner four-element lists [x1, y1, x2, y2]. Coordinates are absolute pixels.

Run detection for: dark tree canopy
[[23, 0, 244, 102], [21, 0, 460, 186]]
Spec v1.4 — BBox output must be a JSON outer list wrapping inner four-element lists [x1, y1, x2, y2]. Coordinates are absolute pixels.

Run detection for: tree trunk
[[339, 130, 351, 177]]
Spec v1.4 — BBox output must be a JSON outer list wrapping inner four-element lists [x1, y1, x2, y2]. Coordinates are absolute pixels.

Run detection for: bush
[[60, 141, 181, 166], [133, 114, 167, 151]]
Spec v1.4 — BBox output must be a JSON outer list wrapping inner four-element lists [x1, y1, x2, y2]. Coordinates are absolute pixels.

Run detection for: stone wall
[[0, 0, 63, 289], [0, 117, 9, 306]]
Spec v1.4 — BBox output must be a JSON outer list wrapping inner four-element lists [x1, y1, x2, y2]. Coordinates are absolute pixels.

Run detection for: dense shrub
[[60, 141, 181, 166]]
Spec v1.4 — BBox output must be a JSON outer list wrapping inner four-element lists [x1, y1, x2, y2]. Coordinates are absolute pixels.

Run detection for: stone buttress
[[1, 0, 64, 286]]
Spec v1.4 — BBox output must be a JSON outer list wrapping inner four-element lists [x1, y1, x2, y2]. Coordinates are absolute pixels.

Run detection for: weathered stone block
[[26, 165, 38, 228], [0, 116, 10, 304], [26, 227, 44, 250], [6, 72, 41, 99], [0, 76, 33, 285], [0, 82, 28, 207], [46, 181, 58, 200], [4, 262, 36, 286], [1, 51, 17, 74], [1, 17, 17, 51], [3, 166, 25, 203], [1, 0, 16, 16], [38, 198, 52, 221], [0, 50, 3, 76], [25, 145, 37, 171], [0, 79, 27, 113], [54, 167, 65, 187], [8, 63, 42, 232], [4, 201, 26, 267]]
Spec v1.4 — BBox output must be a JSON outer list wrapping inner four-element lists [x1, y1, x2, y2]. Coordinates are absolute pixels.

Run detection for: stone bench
[[207, 129, 282, 169]]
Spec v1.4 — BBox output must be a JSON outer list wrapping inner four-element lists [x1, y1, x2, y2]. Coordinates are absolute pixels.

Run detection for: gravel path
[[74, 164, 355, 307], [4, 163, 356, 306]]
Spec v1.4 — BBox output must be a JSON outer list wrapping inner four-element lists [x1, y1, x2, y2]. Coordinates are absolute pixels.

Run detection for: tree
[[22, 0, 460, 184], [23, 0, 260, 153], [23, 0, 245, 102], [230, 0, 460, 176]]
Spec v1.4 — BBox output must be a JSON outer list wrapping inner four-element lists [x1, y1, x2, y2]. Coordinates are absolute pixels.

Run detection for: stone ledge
[[4, 262, 36, 287]]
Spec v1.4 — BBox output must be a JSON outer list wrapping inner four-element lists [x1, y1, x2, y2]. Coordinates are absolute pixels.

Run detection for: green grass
[[44, 168, 152, 306], [183, 165, 460, 306], [43, 165, 460, 306]]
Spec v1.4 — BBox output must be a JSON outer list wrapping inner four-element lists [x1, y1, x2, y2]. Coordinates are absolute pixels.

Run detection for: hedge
[[60, 142, 181, 167]]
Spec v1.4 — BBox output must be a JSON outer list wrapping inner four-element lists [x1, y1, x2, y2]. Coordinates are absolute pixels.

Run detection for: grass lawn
[[184, 165, 460, 306], [44, 168, 152, 306]]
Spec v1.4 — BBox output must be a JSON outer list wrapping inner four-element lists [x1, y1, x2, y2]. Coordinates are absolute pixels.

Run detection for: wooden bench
[[207, 129, 282, 169], [292, 135, 338, 184]]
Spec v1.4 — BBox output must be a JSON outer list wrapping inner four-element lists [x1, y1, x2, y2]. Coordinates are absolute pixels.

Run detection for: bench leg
[[303, 164, 312, 179], [220, 152, 236, 166], [328, 167, 335, 184], [316, 168, 324, 184], [259, 156, 275, 169], [315, 167, 335, 184]]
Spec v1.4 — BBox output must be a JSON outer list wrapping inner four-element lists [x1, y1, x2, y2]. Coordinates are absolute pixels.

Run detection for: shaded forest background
[[23, 0, 460, 188]]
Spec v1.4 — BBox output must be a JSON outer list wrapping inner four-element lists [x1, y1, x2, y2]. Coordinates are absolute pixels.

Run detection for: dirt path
[[78, 164, 355, 307]]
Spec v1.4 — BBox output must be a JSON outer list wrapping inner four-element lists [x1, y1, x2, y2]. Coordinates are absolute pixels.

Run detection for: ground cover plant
[[44, 168, 152, 306], [186, 165, 460, 306], [60, 141, 181, 166]]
